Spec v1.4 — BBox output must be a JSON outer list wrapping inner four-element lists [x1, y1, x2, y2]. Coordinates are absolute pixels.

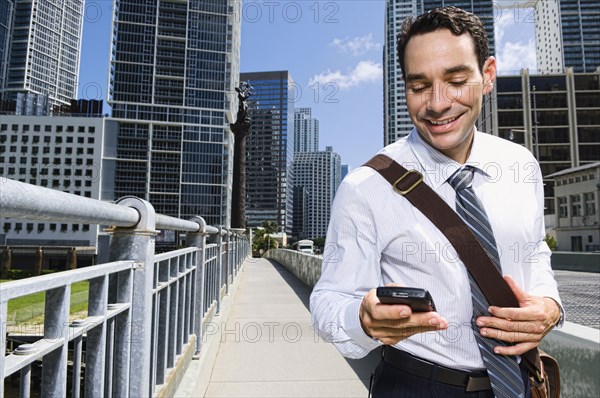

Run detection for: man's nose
[[425, 82, 453, 114]]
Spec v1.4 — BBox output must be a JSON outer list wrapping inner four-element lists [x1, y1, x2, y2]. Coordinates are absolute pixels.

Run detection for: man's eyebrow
[[405, 73, 426, 82], [405, 65, 474, 82], [444, 65, 474, 75]]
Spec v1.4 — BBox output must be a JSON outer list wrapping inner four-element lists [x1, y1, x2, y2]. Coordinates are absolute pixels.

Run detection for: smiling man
[[310, 6, 562, 398]]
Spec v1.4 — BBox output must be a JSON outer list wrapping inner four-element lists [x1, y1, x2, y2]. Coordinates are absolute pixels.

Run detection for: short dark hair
[[396, 6, 489, 80]]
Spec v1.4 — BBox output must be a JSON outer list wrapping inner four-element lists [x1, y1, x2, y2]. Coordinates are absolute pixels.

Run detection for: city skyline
[[78, 1, 538, 170]]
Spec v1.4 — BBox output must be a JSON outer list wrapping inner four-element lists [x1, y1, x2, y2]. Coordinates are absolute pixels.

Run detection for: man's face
[[403, 29, 496, 163]]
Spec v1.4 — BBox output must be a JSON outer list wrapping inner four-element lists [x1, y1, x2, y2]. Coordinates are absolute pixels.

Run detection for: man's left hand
[[475, 275, 561, 356]]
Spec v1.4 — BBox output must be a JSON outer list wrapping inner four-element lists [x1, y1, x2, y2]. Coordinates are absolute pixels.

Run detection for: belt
[[382, 346, 492, 392]]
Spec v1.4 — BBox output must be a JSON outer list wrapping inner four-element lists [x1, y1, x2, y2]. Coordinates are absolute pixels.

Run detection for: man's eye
[[410, 85, 427, 93], [449, 80, 467, 86]]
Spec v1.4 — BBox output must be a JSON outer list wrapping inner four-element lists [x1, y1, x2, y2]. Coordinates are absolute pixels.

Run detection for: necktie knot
[[449, 166, 475, 191]]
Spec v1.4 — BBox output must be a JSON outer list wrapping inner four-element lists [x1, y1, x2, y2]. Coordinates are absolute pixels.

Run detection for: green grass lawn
[[1, 280, 89, 323]]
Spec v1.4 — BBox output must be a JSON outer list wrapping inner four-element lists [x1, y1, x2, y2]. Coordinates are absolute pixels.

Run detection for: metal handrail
[[0, 178, 213, 233], [0, 177, 251, 397]]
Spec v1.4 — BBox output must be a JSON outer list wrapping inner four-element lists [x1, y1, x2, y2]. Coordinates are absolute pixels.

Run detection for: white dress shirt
[[310, 128, 562, 371]]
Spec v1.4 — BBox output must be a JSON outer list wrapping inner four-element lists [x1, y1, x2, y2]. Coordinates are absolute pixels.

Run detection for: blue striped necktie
[[448, 167, 525, 398]]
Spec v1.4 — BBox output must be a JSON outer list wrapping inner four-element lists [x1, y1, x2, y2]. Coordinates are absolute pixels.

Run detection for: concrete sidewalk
[[200, 258, 379, 397]]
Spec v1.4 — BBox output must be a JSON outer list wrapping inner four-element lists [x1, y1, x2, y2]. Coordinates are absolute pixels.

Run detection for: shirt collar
[[407, 127, 492, 189]]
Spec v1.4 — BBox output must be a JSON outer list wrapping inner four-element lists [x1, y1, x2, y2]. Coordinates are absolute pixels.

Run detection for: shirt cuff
[[343, 298, 383, 352]]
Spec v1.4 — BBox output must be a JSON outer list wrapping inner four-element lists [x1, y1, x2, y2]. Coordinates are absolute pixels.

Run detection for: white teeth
[[430, 116, 458, 125]]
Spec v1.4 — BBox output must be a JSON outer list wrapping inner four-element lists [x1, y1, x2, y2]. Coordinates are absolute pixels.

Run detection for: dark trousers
[[370, 358, 531, 398]]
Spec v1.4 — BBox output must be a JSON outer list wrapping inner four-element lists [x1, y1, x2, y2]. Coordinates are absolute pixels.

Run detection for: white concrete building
[[294, 107, 319, 153], [293, 147, 341, 239], [548, 162, 600, 252], [0, 114, 117, 249]]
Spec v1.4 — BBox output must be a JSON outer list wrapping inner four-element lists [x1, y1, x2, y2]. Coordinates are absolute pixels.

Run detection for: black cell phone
[[376, 287, 436, 312]]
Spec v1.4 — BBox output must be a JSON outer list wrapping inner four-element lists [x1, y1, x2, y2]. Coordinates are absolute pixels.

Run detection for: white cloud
[[494, 8, 537, 73], [330, 33, 381, 56], [494, 11, 517, 46], [309, 60, 383, 90], [497, 39, 537, 73]]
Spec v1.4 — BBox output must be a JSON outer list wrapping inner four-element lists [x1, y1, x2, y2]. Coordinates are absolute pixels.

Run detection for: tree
[[544, 233, 558, 251], [251, 225, 278, 257], [312, 236, 326, 250], [261, 220, 278, 252]]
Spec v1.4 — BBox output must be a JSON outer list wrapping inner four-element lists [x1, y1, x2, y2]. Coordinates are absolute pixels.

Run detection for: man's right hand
[[359, 286, 449, 345]]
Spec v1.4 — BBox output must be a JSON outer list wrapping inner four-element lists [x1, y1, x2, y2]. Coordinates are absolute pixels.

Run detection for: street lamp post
[[532, 85, 540, 161]]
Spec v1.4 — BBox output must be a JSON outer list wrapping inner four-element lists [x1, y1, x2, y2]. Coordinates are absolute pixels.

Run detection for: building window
[[38, 224, 45, 233], [49, 223, 56, 231], [584, 192, 596, 216], [558, 197, 568, 218], [61, 224, 68, 232], [571, 195, 581, 217]]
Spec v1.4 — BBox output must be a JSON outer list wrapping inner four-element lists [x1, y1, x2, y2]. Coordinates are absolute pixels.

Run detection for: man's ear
[[482, 56, 497, 95]]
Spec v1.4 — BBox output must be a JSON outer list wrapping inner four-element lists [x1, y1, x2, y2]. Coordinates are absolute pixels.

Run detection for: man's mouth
[[428, 115, 460, 125]]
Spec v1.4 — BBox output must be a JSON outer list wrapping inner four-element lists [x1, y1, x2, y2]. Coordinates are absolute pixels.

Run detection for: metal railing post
[[224, 230, 231, 293], [185, 216, 206, 354], [0, 304, 5, 397], [41, 285, 71, 397], [107, 197, 157, 398], [216, 227, 223, 314]]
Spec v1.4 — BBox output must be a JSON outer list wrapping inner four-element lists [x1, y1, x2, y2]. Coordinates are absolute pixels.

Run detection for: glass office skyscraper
[[108, 0, 241, 227], [0, 0, 84, 109], [240, 71, 294, 234], [558, 0, 599, 72], [384, 0, 497, 145], [0, 0, 13, 92]]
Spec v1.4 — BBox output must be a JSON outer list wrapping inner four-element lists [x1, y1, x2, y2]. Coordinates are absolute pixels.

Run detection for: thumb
[[503, 275, 529, 304]]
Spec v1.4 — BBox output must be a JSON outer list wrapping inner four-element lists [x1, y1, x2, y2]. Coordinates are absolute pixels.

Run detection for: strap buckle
[[393, 170, 423, 195], [465, 376, 492, 392]]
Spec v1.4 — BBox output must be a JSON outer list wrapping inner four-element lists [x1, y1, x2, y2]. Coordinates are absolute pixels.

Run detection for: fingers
[[493, 341, 538, 356], [487, 305, 546, 323], [503, 275, 529, 303], [359, 288, 448, 344], [479, 324, 543, 343]]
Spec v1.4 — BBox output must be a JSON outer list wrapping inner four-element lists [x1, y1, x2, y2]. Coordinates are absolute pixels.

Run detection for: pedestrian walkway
[[175, 258, 599, 397], [196, 258, 379, 397], [554, 270, 600, 329]]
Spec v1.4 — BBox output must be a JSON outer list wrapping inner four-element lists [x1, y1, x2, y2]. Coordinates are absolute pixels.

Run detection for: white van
[[295, 239, 314, 255]]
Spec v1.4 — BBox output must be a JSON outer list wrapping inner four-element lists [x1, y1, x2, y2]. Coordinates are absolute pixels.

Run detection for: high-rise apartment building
[[384, 0, 496, 145], [495, 67, 600, 213], [294, 107, 319, 153], [241, 71, 295, 234], [0, 0, 84, 110], [293, 147, 341, 239], [519, 0, 599, 73], [108, 0, 241, 227]]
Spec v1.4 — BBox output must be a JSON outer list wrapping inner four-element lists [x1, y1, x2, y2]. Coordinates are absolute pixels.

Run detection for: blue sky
[[78, 1, 536, 169]]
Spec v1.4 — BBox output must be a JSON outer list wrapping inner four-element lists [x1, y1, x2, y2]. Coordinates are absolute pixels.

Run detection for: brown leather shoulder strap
[[364, 153, 541, 372], [365, 154, 518, 308]]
